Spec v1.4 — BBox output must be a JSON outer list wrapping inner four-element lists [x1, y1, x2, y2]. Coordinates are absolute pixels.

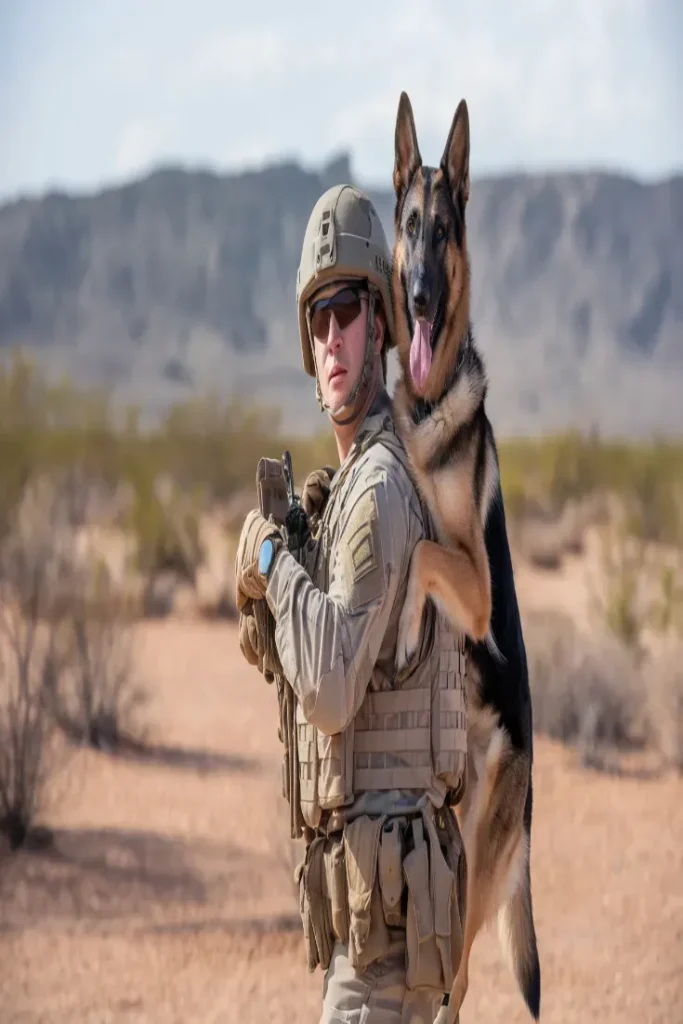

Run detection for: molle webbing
[[353, 688, 432, 790], [293, 417, 467, 823], [433, 616, 468, 802]]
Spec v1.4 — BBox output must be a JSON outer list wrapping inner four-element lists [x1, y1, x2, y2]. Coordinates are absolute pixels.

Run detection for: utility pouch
[[343, 815, 391, 968], [403, 817, 444, 991], [422, 808, 459, 991], [378, 817, 405, 928], [323, 837, 350, 945], [434, 806, 467, 981]]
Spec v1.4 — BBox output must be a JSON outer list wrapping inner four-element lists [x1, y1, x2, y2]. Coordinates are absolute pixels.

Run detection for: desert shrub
[[51, 577, 144, 751], [0, 609, 64, 850], [590, 516, 683, 658], [498, 432, 683, 544], [524, 610, 646, 761], [126, 474, 205, 582], [0, 498, 72, 850], [592, 525, 648, 654], [646, 643, 683, 772]]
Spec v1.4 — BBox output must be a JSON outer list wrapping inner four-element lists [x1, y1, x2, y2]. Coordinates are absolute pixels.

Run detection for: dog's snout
[[412, 276, 430, 317]]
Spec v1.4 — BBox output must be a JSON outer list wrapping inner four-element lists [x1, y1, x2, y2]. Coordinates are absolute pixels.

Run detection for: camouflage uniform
[[264, 388, 467, 1024], [237, 185, 467, 1024]]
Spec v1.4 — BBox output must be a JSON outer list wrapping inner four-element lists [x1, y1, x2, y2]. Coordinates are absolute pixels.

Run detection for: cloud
[[312, 0, 671, 181], [182, 28, 288, 89], [115, 119, 168, 177], [0, 0, 679, 200]]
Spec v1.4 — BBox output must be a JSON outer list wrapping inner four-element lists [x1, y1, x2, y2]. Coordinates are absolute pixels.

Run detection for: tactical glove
[[301, 466, 336, 521], [238, 600, 264, 670], [234, 508, 283, 609]]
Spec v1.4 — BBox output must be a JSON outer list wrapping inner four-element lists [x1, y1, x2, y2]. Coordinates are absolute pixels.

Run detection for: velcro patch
[[349, 522, 375, 582], [338, 487, 385, 610]]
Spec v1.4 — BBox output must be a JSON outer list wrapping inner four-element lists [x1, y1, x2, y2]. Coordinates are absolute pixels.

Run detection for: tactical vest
[[294, 417, 468, 832]]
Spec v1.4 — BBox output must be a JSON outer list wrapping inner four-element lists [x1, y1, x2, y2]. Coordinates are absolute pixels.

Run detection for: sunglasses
[[309, 285, 367, 341]]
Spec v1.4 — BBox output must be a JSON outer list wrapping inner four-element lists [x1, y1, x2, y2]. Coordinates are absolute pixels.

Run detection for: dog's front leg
[[396, 543, 428, 671], [398, 538, 491, 672]]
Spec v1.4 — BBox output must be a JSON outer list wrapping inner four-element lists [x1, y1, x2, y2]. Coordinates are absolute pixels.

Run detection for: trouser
[[319, 931, 450, 1024]]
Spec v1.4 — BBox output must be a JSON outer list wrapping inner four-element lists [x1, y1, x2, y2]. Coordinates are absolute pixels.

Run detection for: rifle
[[253, 449, 310, 840], [282, 450, 310, 560]]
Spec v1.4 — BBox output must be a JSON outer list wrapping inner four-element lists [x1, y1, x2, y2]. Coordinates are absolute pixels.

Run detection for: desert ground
[[1, 544, 682, 1024]]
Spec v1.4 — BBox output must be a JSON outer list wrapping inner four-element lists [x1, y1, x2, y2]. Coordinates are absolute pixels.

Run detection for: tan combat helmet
[[296, 185, 395, 418]]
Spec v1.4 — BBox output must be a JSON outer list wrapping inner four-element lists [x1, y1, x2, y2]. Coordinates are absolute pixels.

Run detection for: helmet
[[296, 184, 395, 377]]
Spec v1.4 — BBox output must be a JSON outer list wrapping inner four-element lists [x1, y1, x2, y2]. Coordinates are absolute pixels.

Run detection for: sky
[[1, 0, 681, 202]]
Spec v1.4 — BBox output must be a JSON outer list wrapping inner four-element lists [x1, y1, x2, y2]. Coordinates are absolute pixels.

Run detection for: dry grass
[[524, 609, 683, 773], [524, 610, 646, 759], [1, 620, 682, 1024], [646, 642, 683, 772]]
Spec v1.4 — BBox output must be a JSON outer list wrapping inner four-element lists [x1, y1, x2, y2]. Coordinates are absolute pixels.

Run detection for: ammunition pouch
[[295, 806, 466, 991]]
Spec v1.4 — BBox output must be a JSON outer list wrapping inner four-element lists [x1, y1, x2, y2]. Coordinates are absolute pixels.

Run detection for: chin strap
[[309, 282, 380, 427]]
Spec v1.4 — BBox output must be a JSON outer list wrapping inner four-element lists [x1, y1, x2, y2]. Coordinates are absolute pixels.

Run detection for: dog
[[390, 91, 541, 1023]]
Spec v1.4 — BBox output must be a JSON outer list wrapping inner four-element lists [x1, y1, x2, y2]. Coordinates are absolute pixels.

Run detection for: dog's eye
[[407, 212, 418, 236], [434, 223, 446, 243]]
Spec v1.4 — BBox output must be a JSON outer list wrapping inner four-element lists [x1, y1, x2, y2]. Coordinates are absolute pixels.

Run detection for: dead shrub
[[0, 607, 66, 850], [0, 508, 72, 851], [49, 572, 145, 751], [524, 610, 646, 763], [590, 515, 683, 661], [56, 593, 145, 753], [646, 643, 683, 773], [2, 472, 145, 756]]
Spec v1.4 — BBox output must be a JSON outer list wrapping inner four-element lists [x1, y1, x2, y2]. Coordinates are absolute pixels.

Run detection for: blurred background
[[0, 3, 681, 1022]]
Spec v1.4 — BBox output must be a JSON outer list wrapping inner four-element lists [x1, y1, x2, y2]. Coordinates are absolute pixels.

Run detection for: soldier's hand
[[234, 508, 282, 609], [239, 602, 264, 671], [301, 466, 336, 520]]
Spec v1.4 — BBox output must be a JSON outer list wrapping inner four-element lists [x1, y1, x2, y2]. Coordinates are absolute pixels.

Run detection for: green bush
[[498, 431, 683, 545], [0, 348, 680, 567]]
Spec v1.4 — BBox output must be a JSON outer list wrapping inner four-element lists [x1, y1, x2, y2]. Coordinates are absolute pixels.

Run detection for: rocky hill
[[0, 155, 681, 437]]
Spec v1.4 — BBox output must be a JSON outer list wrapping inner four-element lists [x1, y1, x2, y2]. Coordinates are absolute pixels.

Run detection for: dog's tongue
[[410, 318, 432, 390]]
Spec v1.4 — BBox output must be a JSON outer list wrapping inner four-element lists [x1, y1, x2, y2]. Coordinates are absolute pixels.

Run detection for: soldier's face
[[310, 283, 379, 414]]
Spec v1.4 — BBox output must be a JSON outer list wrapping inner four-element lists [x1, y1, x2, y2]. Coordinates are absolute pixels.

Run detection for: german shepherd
[[390, 92, 541, 1023]]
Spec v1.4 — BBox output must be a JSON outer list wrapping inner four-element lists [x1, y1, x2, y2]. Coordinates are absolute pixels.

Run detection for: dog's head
[[392, 92, 471, 402]]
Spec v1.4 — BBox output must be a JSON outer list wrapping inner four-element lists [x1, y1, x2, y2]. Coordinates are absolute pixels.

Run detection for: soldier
[[235, 184, 467, 1024]]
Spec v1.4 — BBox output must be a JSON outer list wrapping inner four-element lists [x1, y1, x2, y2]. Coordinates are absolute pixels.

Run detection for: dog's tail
[[498, 844, 541, 1019]]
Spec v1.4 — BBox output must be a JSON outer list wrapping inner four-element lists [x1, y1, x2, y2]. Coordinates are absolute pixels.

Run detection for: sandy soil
[[1, 616, 682, 1024]]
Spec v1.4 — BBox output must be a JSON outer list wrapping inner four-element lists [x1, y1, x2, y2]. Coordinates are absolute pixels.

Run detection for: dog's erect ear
[[394, 91, 422, 199], [440, 99, 470, 209]]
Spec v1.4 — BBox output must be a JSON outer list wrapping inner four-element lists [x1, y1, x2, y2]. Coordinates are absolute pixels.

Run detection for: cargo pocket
[[344, 815, 390, 968], [378, 818, 404, 927], [403, 817, 444, 991]]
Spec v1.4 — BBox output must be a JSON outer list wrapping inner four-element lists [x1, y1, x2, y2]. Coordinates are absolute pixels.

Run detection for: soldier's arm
[[264, 465, 416, 736]]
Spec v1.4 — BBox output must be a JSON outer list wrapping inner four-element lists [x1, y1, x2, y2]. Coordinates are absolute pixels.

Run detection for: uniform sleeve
[[264, 466, 414, 736]]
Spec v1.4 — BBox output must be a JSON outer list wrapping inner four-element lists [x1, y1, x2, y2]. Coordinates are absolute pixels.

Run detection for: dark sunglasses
[[309, 285, 367, 341]]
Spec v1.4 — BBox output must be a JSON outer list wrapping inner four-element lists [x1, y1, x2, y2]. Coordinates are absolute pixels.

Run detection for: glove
[[239, 601, 264, 671], [301, 466, 336, 520], [234, 508, 282, 610]]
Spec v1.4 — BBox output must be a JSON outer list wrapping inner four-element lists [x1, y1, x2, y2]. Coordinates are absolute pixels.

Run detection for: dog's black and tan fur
[[391, 92, 541, 1023]]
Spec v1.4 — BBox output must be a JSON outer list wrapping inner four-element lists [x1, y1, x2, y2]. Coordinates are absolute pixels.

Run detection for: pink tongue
[[410, 318, 432, 390]]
